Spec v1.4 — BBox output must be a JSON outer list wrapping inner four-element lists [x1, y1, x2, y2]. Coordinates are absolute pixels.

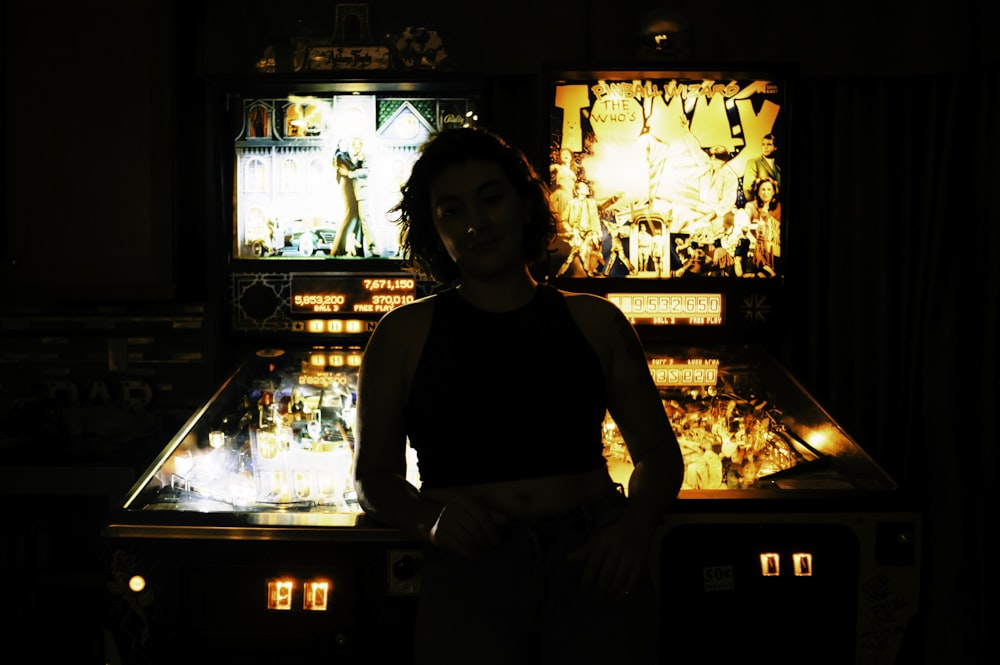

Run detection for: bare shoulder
[[368, 294, 436, 345], [362, 294, 436, 376], [558, 288, 646, 371], [559, 289, 630, 329], [559, 288, 616, 311]]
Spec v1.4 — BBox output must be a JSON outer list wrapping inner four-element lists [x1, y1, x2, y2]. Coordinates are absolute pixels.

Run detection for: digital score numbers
[[607, 292, 724, 326], [290, 275, 416, 315], [649, 357, 720, 387]]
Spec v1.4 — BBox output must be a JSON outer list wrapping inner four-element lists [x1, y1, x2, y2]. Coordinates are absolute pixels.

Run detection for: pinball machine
[[544, 67, 921, 664], [103, 73, 481, 663], [103, 67, 921, 665]]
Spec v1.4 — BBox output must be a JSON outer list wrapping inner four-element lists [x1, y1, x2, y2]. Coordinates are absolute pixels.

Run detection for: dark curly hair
[[750, 176, 780, 212], [390, 126, 556, 284]]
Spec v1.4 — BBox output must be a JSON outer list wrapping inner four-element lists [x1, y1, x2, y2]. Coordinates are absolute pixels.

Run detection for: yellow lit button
[[793, 553, 813, 576], [760, 552, 780, 576], [304, 579, 332, 611], [267, 578, 294, 610]]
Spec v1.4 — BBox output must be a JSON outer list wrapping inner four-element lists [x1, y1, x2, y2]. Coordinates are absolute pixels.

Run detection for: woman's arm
[[568, 294, 685, 596], [602, 299, 683, 524], [353, 304, 440, 540]]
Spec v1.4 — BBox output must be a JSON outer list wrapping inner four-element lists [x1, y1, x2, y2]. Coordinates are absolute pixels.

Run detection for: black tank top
[[404, 285, 608, 488]]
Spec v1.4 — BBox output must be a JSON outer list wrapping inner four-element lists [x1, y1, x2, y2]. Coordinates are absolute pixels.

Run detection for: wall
[[201, 0, 990, 78], [3, 0, 183, 302]]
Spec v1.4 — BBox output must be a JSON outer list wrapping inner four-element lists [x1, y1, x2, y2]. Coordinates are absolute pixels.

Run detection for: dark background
[[3, 1, 996, 662]]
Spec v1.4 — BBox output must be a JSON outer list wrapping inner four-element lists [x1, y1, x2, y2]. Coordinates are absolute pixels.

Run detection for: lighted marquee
[[548, 70, 786, 280]]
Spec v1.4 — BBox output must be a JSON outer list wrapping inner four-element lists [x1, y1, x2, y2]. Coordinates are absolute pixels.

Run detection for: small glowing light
[[805, 427, 839, 454], [267, 578, 295, 610], [326, 320, 344, 333], [760, 552, 780, 576], [345, 320, 363, 333], [327, 354, 345, 367], [307, 320, 326, 333], [128, 575, 146, 593], [793, 553, 813, 576], [347, 354, 362, 367], [209, 431, 225, 449], [304, 579, 332, 611], [309, 354, 327, 367]]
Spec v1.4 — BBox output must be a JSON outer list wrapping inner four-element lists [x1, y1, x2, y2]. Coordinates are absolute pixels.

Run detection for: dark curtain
[[782, 72, 996, 663]]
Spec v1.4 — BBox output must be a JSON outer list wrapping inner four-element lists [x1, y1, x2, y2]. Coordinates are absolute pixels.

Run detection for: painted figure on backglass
[[549, 75, 785, 280]]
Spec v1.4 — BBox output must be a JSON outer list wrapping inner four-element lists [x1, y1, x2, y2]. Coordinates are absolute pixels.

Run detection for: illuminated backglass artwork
[[231, 90, 477, 261], [548, 70, 787, 281]]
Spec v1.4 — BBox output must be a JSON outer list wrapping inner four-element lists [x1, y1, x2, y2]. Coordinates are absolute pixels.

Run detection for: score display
[[290, 275, 416, 315], [649, 356, 720, 387], [607, 292, 724, 326]]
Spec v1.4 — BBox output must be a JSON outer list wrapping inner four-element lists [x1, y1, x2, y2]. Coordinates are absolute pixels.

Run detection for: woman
[[744, 176, 781, 276], [353, 127, 684, 664]]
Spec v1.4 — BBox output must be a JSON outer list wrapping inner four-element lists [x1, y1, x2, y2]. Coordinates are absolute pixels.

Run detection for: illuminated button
[[267, 578, 295, 610], [303, 579, 332, 611], [345, 320, 363, 334], [307, 320, 327, 333], [326, 320, 345, 333], [793, 553, 813, 576], [128, 575, 146, 593], [760, 552, 780, 576]]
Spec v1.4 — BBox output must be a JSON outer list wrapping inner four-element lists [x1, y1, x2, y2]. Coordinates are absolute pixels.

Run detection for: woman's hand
[[428, 497, 507, 558], [569, 512, 652, 599]]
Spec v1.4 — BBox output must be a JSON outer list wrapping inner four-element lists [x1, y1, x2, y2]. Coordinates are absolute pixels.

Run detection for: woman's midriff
[[420, 467, 617, 520]]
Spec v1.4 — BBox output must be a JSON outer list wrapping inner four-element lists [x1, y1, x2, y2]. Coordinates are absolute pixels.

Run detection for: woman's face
[[757, 181, 775, 202], [430, 160, 527, 279]]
